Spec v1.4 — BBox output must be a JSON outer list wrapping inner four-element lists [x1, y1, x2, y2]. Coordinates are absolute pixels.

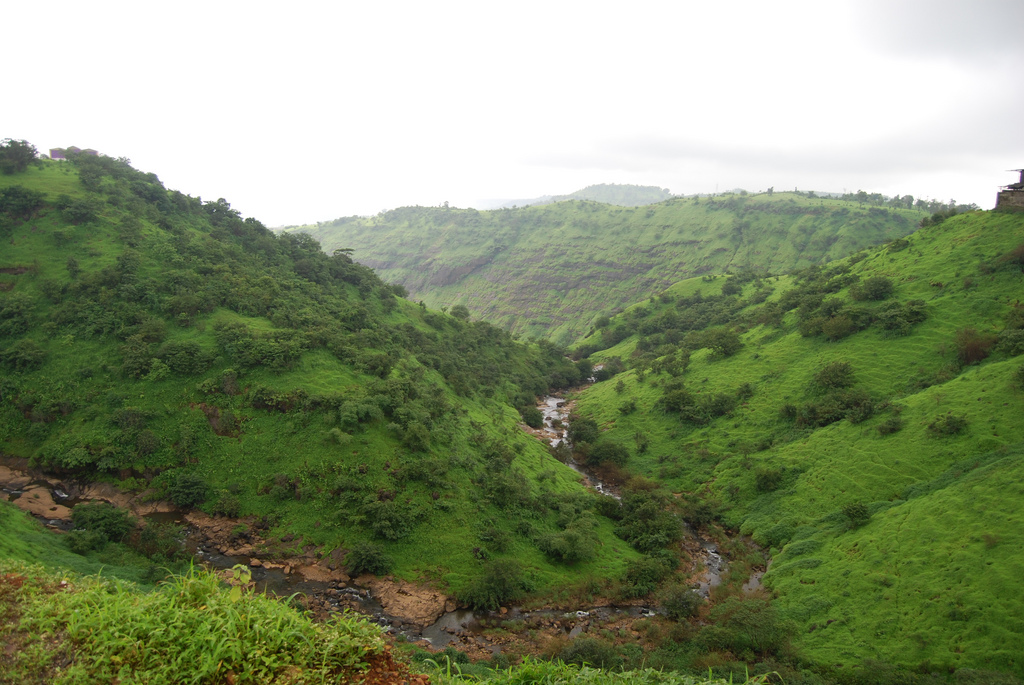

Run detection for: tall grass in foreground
[[0, 560, 384, 684], [426, 656, 770, 684]]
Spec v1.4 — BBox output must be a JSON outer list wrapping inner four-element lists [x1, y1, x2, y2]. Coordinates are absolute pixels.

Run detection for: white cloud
[[4, 0, 1021, 222]]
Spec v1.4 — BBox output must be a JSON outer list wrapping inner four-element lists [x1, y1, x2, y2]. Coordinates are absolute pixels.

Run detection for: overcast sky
[[5, 0, 1023, 225]]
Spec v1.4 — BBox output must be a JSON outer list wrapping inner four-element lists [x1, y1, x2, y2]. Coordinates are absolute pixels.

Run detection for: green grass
[[0, 156, 640, 601], [0, 560, 385, 684], [569, 209, 1024, 674], [290, 193, 927, 345]]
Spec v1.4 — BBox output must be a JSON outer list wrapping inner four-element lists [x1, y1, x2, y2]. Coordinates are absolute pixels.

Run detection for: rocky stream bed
[[2, 389, 763, 659]]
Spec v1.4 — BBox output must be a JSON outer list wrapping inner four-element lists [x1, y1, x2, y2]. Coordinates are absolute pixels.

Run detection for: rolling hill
[[289, 193, 928, 345], [569, 208, 1024, 676]]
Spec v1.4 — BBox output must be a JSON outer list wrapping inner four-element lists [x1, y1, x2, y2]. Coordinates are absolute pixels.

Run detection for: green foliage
[[0, 184, 45, 220], [813, 360, 855, 390], [927, 412, 968, 436], [621, 554, 674, 598], [659, 583, 704, 620], [955, 327, 998, 365], [842, 501, 871, 528], [520, 405, 544, 428], [459, 559, 531, 610], [0, 338, 47, 371], [2, 562, 385, 684], [70, 502, 136, 545], [0, 139, 38, 174], [345, 542, 394, 576], [851, 275, 895, 301], [558, 636, 622, 670], [589, 441, 630, 467], [697, 597, 791, 656], [166, 471, 210, 509], [298, 192, 925, 345]]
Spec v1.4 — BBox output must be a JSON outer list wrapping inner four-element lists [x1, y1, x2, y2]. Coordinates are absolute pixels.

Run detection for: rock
[[284, 565, 291, 575], [500, 607, 508, 615], [249, 558, 262, 567], [444, 600, 456, 613], [11, 486, 72, 520], [363, 577, 451, 627]]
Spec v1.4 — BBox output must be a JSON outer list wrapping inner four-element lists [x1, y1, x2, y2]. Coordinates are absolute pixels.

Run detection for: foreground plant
[[0, 560, 385, 684]]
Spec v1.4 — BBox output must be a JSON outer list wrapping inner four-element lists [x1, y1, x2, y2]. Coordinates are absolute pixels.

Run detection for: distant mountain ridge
[[291, 192, 928, 345], [480, 183, 673, 209]]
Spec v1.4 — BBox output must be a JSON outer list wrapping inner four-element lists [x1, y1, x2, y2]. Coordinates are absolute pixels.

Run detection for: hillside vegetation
[[0, 155, 640, 601], [485, 183, 674, 209], [291, 193, 927, 345], [569, 209, 1024, 676]]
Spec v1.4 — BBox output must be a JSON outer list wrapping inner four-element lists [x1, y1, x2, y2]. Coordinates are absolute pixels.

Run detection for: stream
[[1, 383, 756, 653]]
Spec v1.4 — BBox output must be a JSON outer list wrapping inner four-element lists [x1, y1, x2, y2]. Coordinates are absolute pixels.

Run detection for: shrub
[[821, 314, 856, 341], [928, 412, 968, 436], [346, 542, 394, 576], [877, 415, 904, 436], [842, 502, 870, 528], [698, 597, 792, 656], [851, 276, 895, 301], [167, 471, 210, 509], [955, 328, 998, 365], [71, 502, 136, 543], [211, 491, 241, 517], [460, 559, 531, 610], [137, 521, 184, 559], [813, 361, 855, 390], [659, 583, 704, 620], [0, 338, 47, 371], [621, 555, 673, 598], [755, 467, 784, 493], [588, 441, 630, 467], [566, 414, 599, 446], [520, 405, 543, 428], [558, 637, 622, 669]]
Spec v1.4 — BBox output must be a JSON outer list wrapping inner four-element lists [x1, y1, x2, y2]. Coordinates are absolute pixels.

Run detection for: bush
[[813, 361, 855, 390], [842, 502, 870, 528], [558, 637, 622, 670], [659, 583, 704, 620], [877, 415, 904, 436], [346, 542, 394, 576], [519, 405, 543, 428], [0, 139, 38, 174], [566, 414, 599, 446], [460, 559, 531, 610], [71, 502, 136, 543], [955, 328, 998, 365], [588, 441, 630, 467], [137, 521, 184, 559], [928, 412, 968, 436], [851, 276, 895, 301], [0, 338, 47, 371], [1014, 366, 1024, 391], [755, 467, 784, 493], [167, 471, 210, 509], [621, 555, 673, 598]]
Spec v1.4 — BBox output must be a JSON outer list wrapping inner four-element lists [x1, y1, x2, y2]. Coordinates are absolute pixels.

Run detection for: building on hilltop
[[48, 146, 99, 160], [996, 169, 1024, 210]]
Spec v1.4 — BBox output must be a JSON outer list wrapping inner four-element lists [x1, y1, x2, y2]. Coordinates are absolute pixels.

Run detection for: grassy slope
[[572, 210, 1024, 674], [0, 161, 638, 598], [291, 193, 925, 345]]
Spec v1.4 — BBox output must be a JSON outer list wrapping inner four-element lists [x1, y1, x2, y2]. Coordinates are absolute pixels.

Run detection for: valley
[[1, 144, 1023, 685]]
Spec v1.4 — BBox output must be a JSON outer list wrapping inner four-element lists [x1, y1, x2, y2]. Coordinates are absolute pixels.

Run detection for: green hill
[[569, 209, 1024, 675], [290, 193, 927, 345], [487, 183, 674, 209], [0, 154, 639, 601]]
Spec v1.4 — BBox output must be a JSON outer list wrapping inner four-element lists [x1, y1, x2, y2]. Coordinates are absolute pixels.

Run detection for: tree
[[0, 139, 38, 174]]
